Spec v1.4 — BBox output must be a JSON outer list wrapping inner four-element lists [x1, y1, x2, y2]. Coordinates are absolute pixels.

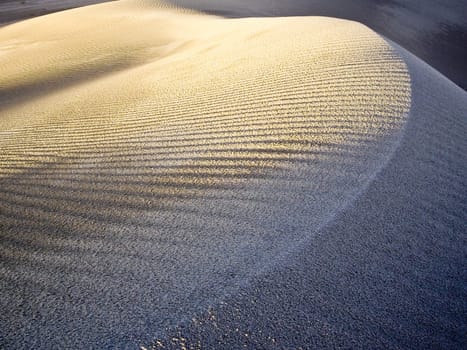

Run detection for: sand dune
[[0, 0, 465, 349], [169, 0, 467, 91], [1, 0, 466, 91], [155, 45, 467, 349], [0, 0, 115, 25]]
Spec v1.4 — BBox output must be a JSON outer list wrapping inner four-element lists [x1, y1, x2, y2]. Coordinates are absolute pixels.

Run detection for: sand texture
[[1, 0, 466, 91], [0, 0, 466, 349], [169, 0, 467, 91], [0, 0, 115, 25]]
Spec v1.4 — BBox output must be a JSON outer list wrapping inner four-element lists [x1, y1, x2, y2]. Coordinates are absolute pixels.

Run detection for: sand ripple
[[0, 1, 411, 347]]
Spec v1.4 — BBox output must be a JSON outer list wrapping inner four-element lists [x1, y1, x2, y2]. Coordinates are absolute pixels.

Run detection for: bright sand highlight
[[0, 0, 423, 347]]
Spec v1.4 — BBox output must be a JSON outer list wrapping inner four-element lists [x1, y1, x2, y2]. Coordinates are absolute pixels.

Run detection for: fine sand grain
[[0, 0, 465, 349], [169, 0, 467, 91], [149, 43, 467, 349], [0, 0, 115, 25]]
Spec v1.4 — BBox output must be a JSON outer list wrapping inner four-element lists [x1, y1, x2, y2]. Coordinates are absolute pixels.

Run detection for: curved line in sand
[[0, 1, 412, 346]]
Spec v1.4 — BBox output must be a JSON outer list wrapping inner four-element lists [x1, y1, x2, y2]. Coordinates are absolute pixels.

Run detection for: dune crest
[[0, 0, 414, 348]]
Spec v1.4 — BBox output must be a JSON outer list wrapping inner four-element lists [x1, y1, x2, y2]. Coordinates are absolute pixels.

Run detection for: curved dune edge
[[0, 1, 415, 348], [151, 44, 467, 349]]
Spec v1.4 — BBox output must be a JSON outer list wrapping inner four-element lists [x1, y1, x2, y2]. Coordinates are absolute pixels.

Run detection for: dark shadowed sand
[[0, 1, 466, 349], [149, 43, 467, 349]]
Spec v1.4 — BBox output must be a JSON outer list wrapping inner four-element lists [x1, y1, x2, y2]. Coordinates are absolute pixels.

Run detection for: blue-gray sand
[[0, 1, 466, 349]]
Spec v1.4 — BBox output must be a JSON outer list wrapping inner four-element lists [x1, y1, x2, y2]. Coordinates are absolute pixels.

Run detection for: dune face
[[1, 1, 466, 349], [0, 1, 414, 348], [2, 1, 466, 91], [169, 0, 467, 91], [0, 0, 115, 25], [155, 47, 467, 349], [154, 46, 467, 349]]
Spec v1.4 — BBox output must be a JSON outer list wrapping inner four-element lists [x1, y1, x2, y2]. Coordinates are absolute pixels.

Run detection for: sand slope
[[0, 0, 465, 349], [153, 46, 467, 349], [0, 0, 115, 25], [169, 0, 467, 91]]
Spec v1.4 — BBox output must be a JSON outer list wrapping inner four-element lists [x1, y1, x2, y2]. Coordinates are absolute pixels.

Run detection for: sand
[[169, 0, 467, 91], [153, 45, 467, 349], [1, 1, 466, 91], [0, 0, 115, 25], [0, 0, 465, 349]]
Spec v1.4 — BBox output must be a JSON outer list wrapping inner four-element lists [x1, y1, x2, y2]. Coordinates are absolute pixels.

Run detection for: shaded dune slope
[[152, 46, 467, 349], [0, 0, 464, 348]]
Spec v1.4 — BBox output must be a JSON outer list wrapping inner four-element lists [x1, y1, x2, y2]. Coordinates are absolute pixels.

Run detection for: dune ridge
[[152, 43, 467, 349], [1, 0, 464, 349]]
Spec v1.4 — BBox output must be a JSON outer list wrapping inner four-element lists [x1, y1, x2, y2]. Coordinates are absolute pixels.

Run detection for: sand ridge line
[[0, 1, 414, 348]]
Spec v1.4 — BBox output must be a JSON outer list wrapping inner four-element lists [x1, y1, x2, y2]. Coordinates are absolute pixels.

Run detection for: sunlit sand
[[0, 0, 465, 348]]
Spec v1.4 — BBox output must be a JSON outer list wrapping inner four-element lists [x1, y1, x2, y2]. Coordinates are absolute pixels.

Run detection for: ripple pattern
[[0, 1, 411, 348]]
